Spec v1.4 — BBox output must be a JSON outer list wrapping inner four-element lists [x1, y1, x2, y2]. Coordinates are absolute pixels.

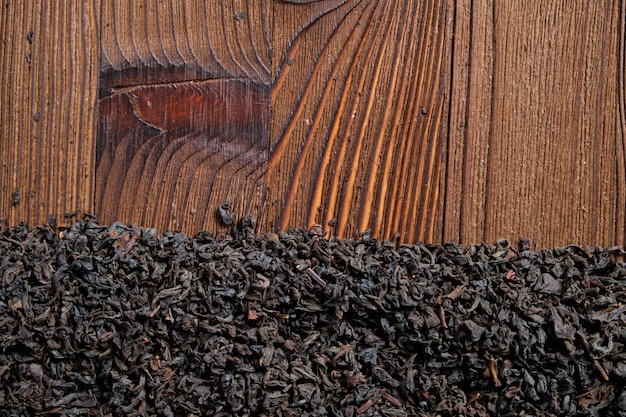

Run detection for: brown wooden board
[[0, 1, 98, 226], [96, 0, 449, 242], [444, 0, 626, 247], [96, 0, 271, 234], [1, 0, 625, 249], [267, 0, 449, 243]]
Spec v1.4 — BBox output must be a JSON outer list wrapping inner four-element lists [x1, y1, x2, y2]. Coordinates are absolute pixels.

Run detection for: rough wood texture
[[97, 0, 449, 242], [268, 0, 448, 243], [0, 1, 98, 226], [96, 0, 271, 234], [2, 0, 625, 249], [97, 80, 269, 232], [443, 0, 625, 247]]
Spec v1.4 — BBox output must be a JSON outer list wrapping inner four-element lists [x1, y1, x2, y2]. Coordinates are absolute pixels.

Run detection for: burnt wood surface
[[1, 0, 625, 248]]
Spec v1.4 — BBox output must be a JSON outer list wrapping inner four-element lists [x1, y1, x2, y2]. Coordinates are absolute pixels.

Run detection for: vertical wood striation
[[617, 0, 626, 246], [268, 0, 448, 243], [443, 0, 624, 247], [0, 1, 98, 227]]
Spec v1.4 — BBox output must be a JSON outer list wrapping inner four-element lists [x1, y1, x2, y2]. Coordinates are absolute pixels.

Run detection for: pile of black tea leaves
[[0, 217, 625, 416]]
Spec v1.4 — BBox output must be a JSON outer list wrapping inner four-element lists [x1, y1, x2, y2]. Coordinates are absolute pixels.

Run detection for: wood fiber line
[[371, 2, 415, 239], [619, 0, 626, 246], [334, 1, 394, 237], [0, 1, 98, 227], [356, 0, 407, 234], [267, 0, 368, 231], [385, 2, 432, 240], [272, 0, 389, 235], [443, 0, 494, 245], [443, 0, 624, 248], [304, 2, 373, 226], [399, 1, 447, 243], [268, 0, 359, 158], [267, 0, 448, 242], [305, 1, 379, 232], [581, 0, 621, 246], [386, 0, 442, 242]]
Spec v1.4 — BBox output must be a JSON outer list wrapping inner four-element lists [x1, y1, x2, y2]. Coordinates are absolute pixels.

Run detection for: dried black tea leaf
[[0, 218, 624, 416]]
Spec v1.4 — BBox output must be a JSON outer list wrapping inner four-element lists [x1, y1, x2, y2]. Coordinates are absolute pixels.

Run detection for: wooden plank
[[443, 0, 494, 245], [267, 0, 449, 243], [98, 0, 449, 243], [0, 1, 98, 227], [443, 0, 625, 248], [619, 0, 626, 248], [6, 0, 611, 248], [96, 0, 271, 234], [98, 0, 626, 248]]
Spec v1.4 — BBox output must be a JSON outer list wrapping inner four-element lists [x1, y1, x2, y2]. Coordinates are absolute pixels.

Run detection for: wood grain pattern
[[443, 0, 625, 247], [96, 0, 626, 247], [96, 0, 271, 234], [0, 0, 98, 227], [268, 0, 448, 243], [619, 0, 626, 247], [100, 0, 271, 83], [1, 0, 624, 249], [97, 79, 269, 232]]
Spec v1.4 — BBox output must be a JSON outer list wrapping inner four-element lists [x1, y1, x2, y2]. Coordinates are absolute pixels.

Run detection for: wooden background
[[1, 0, 625, 249]]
